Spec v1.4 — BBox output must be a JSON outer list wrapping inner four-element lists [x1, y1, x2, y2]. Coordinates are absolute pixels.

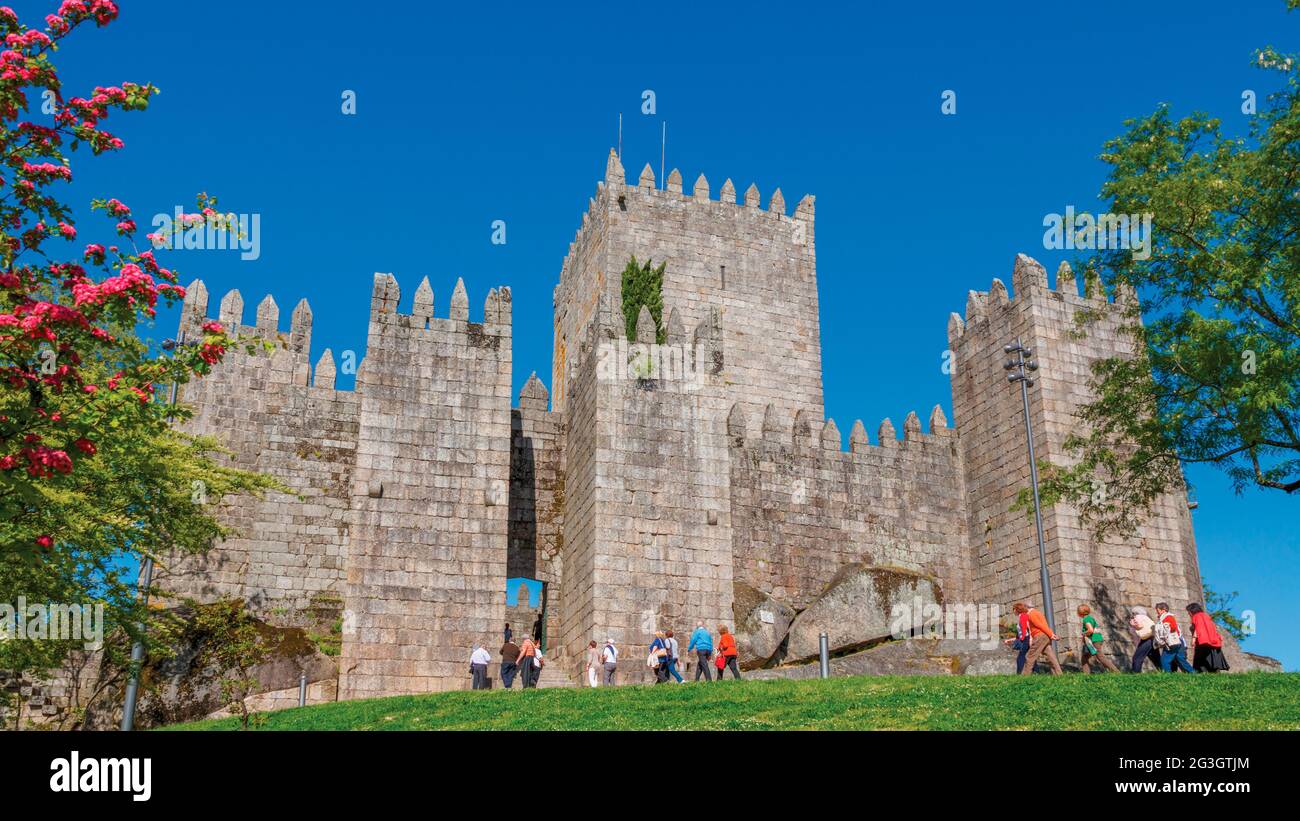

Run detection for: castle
[[164, 149, 1203, 697]]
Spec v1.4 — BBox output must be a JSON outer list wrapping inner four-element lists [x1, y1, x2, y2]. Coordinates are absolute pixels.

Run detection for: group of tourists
[[635, 623, 742, 685], [470, 621, 748, 689], [1006, 600, 1229, 675], [472, 598, 1231, 688]]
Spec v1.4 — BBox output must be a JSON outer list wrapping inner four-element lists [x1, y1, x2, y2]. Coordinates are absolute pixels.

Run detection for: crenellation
[[256, 294, 279, 331], [666, 168, 683, 195], [219, 288, 243, 327], [769, 187, 785, 216]]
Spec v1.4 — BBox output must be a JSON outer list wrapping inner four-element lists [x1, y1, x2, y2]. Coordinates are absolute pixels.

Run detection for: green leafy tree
[[1029, 24, 1300, 536], [0, 4, 279, 720], [620, 255, 665, 343], [191, 598, 274, 730]]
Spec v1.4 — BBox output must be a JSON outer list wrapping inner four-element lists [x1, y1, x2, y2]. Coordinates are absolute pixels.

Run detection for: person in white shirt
[[601, 638, 618, 685], [470, 643, 492, 690]]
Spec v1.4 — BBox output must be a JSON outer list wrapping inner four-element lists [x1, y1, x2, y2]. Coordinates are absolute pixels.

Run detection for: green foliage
[[191, 598, 275, 730], [1030, 32, 1300, 537], [169, 672, 1300, 731], [620, 255, 665, 343]]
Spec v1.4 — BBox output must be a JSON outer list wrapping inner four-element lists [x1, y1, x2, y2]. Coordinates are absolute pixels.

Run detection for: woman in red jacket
[[1186, 602, 1226, 672], [716, 625, 742, 680]]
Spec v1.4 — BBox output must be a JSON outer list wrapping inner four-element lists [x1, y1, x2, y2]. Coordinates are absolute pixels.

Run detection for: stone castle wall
[[166, 282, 356, 613], [340, 275, 513, 698], [728, 403, 972, 611], [160, 150, 1210, 697]]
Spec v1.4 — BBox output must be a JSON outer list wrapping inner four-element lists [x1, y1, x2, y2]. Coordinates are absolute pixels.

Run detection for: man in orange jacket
[[1014, 601, 1062, 675]]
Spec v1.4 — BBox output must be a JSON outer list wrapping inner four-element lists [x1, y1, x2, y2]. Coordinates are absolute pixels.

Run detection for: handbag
[[715, 652, 726, 670]]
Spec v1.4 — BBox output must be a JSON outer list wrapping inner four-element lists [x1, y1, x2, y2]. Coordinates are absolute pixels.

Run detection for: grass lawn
[[168, 671, 1300, 731]]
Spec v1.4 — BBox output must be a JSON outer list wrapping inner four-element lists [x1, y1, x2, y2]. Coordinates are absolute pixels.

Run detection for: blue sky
[[23, 0, 1297, 667]]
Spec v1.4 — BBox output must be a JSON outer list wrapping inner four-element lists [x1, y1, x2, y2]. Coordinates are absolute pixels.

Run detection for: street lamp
[[121, 330, 186, 731], [1004, 337, 1056, 636]]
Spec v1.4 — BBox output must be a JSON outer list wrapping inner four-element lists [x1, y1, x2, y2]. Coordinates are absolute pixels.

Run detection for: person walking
[[1128, 606, 1161, 672], [1185, 603, 1227, 672], [665, 630, 684, 683], [500, 635, 521, 688], [1078, 604, 1119, 673], [1154, 602, 1196, 674], [518, 636, 538, 689], [1017, 602, 1063, 675], [687, 621, 714, 682], [601, 638, 619, 685], [717, 625, 742, 680], [470, 643, 491, 690], [531, 614, 543, 643], [1004, 603, 1032, 674], [585, 640, 601, 687], [503, 622, 512, 643], [531, 644, 546, 687], [649, 631, 670, 684]]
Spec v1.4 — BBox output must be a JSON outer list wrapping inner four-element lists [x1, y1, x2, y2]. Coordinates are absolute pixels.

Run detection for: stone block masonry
[[161, 148, 1213, 699], [341, 275, 512, 698]]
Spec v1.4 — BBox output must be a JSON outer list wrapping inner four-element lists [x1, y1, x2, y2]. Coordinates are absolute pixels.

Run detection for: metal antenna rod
[[660, 121, 666, 191]]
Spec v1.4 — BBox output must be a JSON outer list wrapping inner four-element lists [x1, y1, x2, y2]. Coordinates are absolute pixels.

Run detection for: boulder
[[732, 581, 795, 669], [1218, 631, 1284, 673], [784, 564, 941, 662], [746, 637, 1014, 680]]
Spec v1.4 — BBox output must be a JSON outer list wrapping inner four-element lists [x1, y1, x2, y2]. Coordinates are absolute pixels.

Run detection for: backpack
[[1154, 616, 1181, 648]]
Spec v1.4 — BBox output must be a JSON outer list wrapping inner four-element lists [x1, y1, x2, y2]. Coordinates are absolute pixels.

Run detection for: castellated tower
[[950, 254, 1201, 644], [553, 149, 822, 423], [168, 274, 513, 698], [341, 275, 512, 698]]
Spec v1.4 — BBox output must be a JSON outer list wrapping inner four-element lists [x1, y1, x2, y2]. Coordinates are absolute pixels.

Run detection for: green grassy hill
[[169, 671, 1300, 731]]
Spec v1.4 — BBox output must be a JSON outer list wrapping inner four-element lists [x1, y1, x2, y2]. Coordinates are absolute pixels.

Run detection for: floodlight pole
[[1003, 337, 1056, 636]]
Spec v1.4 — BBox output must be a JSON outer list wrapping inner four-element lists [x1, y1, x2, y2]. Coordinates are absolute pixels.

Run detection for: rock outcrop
[[784, 564, 942, 662]]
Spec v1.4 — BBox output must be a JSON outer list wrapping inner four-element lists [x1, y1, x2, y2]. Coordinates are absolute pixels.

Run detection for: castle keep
[[166, 149, 1202, 695]]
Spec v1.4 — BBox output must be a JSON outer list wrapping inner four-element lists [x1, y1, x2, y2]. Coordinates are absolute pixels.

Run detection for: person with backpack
[[649, 631, 670, 683], [1017, 603, 1062, 675], [518, 636, 538, 688], [1128, 606, 1162, 672], [1078, 603, 1119, 673], [500, 635, 521, 688], [687, 621, 714, 682], [1154, 602, 1196, 674], [1004, 603, 1032, 673], [1185, 603, 1228, 673], [601, 638, 619, 685], [665, 630, 684, 683], [717, 625, 742, 679]]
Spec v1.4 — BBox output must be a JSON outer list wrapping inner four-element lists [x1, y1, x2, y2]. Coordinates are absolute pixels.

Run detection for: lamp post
[[1004, 337, 1056, 635], [121, 330, 186, 731]]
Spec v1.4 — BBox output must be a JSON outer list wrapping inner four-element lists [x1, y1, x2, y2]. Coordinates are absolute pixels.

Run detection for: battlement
[[560, 149, 814, 286], [727, 402, 955, 456], [947, 253, 1137, 350], [368, 273, 512, 338]]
